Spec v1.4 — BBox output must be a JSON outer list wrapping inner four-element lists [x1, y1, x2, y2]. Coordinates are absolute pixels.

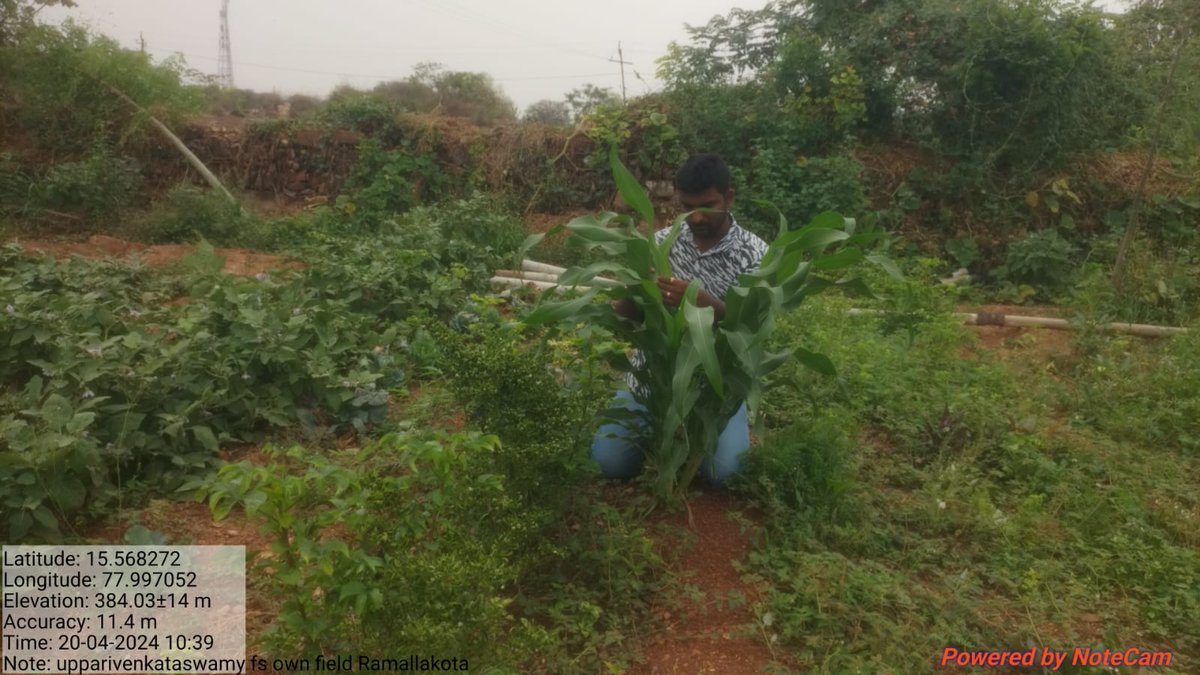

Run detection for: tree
[[564, 84, 619, 122], [434, 71, 517, 125], [372, 79, 439, 113], [523, 99, 571, 126], [0, 0, 75, 46], [403, 62, 516, 125]]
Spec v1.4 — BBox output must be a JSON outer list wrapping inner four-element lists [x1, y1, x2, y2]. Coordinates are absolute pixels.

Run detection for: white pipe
[[496, 269, 566, 284], [507, 265, 620, 288], [489, 276, 589, 293], [522, 260, 568, 275], [847, 308, 1187, 338]]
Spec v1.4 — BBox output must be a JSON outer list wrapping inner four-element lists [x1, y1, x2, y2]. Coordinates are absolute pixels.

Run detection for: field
[[4, 210, 1197, 672]]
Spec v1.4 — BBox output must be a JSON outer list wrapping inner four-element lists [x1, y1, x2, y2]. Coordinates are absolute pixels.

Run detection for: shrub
[[744, 150, 868, 238], [336, 140, 447, 226], [37, 142, 141, 220], [317, 94, 401, 139], [996, 228, 1077, 290], [405, 193, 526, 270], [2, 21, 204, 156], [123, 184, 265, 246]]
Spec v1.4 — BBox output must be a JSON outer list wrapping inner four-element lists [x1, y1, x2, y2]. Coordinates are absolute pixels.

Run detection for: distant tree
[[328, 84, 367, 102], [0, 0, 76, 46], [565, 84, 619, 122], [411, 61, 446, 88], [372, 79, 439, 113], [523, 99, 571, 126], [285, 93, 322, 118], [322, 62, 516, 126], [433, 70, 517, 125]]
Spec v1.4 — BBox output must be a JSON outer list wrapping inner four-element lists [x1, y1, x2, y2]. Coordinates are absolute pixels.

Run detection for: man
[[592, 153, 769, 485]]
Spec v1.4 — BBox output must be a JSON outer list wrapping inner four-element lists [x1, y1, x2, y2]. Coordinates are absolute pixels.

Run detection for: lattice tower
[[217, 0, 234, 88]]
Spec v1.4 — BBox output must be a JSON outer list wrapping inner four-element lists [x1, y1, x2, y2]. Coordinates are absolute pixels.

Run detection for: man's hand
[[656, 276, 726, 323]]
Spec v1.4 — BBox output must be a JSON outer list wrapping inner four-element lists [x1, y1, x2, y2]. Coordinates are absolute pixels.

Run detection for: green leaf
[[9, 510, 32, 541], [565, 214, 630, 243], [794, 347, 836, 376], [681, 286, 722, 397], [31, 505, 59, 530], [41, 394, 73, 430], [26, 376, 44, 400], [47, 476, 87, 511], [812, 248, 865, 271], [191, 425, 220, 452], [558, 260, 640, 287], [66, 412, 95, 435], [866, 254, 903, 280], [807, 211, 848, 231], [518, 227, 563, 260], [523, 290, 600, 326], [796, 228, 851, 256], [610, 146, 655, 227], [624, 238, 657, 278], [243, 489, 268, 515]]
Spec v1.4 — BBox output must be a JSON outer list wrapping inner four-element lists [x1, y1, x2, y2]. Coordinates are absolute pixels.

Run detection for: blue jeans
[[591, 390, 750, 486]]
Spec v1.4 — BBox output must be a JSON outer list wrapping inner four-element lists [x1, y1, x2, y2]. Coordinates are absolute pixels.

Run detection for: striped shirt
[[625, 215, 769, 395], [653, 216, 770, 299]]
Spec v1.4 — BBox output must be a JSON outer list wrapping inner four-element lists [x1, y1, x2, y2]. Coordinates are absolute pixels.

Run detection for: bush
[[317, 94, 401, 139], [2, 21, 204, 157], [996, 228, 1077, 290], [122, 185, 265, 245], [37, 142, 141, 220], [336, 140, 447, 226], [743, 150, 868, 238], [405, 193, 526, 270]]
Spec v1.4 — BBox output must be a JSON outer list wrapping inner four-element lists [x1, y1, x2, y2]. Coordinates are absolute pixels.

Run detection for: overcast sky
[[43, 0, 1132, 113]]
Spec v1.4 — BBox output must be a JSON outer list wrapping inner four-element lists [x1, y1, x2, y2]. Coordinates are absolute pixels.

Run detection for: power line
[[145, 46, 613, 83]]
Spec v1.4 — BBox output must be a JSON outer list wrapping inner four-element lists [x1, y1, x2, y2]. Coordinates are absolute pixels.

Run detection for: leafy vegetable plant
[[522, 148, 897, 502]]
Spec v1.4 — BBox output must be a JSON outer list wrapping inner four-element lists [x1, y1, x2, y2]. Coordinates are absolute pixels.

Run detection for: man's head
[[674, 153, 735, 243]]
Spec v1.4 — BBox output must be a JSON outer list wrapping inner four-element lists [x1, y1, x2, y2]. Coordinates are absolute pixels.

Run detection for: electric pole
[[609, 41, 632, 104], [218, 0, 234, 88], [139, 32, 146, 53]]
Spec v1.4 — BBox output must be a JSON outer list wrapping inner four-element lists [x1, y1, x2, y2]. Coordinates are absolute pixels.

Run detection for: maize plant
[[522, 149, 897, 503]]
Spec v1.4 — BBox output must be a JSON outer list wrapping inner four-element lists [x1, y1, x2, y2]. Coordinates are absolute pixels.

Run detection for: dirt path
[[11, 234, 300, 277], [631, 491, 775, 675]]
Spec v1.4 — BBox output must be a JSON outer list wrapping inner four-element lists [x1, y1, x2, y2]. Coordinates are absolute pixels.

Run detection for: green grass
[[732, 292, 1199, 673]]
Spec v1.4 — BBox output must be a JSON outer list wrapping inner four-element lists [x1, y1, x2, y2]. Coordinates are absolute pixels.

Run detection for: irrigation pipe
[[498, 268, 618, 288], [521, 260, 568, 275], [489, 276, 589, 293], [848, 309, 1187, 338]]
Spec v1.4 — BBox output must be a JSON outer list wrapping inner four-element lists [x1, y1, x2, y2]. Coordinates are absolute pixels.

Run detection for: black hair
[[674, 153, 731, 194]]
